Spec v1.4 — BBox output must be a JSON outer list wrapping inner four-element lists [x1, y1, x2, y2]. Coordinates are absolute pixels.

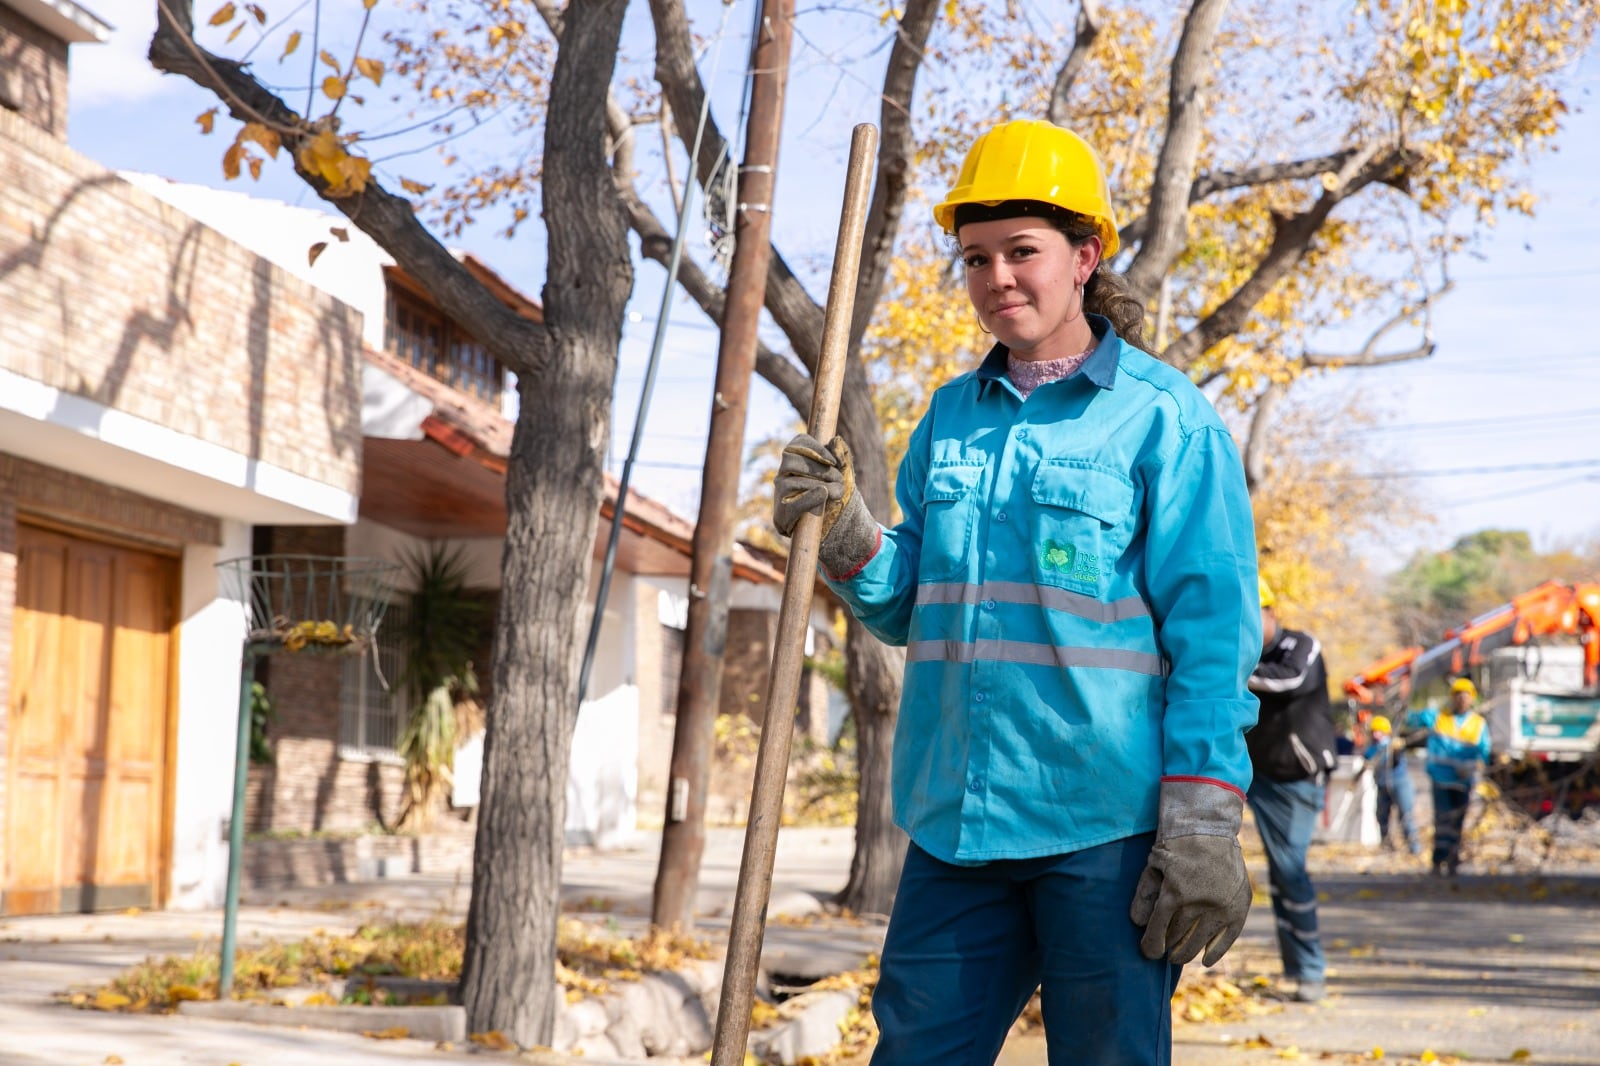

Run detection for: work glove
[[1129, 780, 1252, 967], [772, 433, 880, 578]]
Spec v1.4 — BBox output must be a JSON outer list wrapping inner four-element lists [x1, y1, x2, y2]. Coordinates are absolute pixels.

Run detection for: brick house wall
[[0, 5, 69, 139], [0, 457, 15, 830], [0, 107, 363, 497], [720, 607, 832, 745]]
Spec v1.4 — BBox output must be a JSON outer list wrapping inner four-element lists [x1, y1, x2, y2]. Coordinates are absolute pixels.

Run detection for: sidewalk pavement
[[0, 826, 877, 1066], [5, 827, 1599, 1066]]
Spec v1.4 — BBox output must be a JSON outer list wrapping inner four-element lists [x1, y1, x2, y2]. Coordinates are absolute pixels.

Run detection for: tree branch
[[1242, 380, 1284, 495], [848, 0, 940, 353], [647, 0, 828, 372], [1047, 0, 1103, 126], [1119, 147, 1362, 249], [1168, 143, 1409, 375], [1303, 280, 1455, 369], [1123, 0, 1232, 301], [616, 179, 814, 415], [148, 0, 547, 377]]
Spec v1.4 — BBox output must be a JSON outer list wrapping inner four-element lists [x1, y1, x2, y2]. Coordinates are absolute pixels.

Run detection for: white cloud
[[68, 1, 172, 107]]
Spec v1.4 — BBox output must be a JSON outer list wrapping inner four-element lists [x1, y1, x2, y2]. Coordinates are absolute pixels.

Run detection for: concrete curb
[[177, 1000, 466, 1043]]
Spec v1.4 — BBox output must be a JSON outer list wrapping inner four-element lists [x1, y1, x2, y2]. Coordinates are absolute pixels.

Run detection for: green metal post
[[219, 647, 257, 997]]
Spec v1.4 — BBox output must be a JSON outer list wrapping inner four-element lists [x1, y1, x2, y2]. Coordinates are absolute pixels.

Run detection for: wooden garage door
[[4, 525, 176, 916]]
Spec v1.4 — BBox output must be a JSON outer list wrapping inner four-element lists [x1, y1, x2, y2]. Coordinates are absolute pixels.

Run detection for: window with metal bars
[[339, 598, 409, 758], [660, 623, 686, 716]]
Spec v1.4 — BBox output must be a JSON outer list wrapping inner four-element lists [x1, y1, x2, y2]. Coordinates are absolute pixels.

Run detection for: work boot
[[1292, 980, 1326, 1004]]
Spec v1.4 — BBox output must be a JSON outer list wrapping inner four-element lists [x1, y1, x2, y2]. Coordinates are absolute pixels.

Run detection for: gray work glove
[[772, 433, 880, 578], [1128, 780, 1252, 967]]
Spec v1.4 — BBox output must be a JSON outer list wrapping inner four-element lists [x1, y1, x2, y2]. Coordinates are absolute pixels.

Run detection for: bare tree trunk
[[838, 620, 906, 916], [835, 358, 907, 915], [458, 0, 634, 1046]]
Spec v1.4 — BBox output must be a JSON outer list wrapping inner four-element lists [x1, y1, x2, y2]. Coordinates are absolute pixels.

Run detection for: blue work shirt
[[825, 317, 1260, 864]]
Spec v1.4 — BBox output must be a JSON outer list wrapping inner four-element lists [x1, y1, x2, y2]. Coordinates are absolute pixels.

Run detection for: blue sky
[[71, 2, 1600, 572]]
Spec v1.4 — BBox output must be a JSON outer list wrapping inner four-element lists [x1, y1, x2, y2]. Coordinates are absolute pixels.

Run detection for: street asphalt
[[2, 821, 1598, 1065]]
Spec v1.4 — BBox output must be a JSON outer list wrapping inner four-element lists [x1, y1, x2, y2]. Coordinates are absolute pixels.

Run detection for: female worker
[[772, 119, 1261, 1066]]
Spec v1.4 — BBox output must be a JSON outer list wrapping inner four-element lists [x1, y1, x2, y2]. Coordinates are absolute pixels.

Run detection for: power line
[[1450, 474, 1600, 508], [1326, 458, 1600, 481], [1334, 406, 1600, 438]]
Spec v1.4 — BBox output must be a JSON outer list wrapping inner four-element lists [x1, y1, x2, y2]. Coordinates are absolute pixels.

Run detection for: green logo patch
[[1042, 539, 1100, 582], [1041, 540, 1075, 573]]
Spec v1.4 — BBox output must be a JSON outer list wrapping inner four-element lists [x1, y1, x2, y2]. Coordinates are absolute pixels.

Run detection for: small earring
[[978, 318, 992, 335]]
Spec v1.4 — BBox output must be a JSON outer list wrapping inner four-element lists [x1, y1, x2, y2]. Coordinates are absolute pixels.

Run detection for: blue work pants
[[1430, 780, 1473, 871], [1375, 766, 1420, 855], [1245, 776, 1326, 984], [870, 835, 1180, 1066]]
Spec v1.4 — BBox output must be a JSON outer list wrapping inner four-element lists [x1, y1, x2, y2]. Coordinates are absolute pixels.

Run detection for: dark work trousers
[[1245, 776, 1326, 984], [1430, 780, 1473, 872], [869, 834, 1180, 1066]]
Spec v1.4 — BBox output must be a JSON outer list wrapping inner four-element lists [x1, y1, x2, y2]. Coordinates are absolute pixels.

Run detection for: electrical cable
[[578, 0, 744, 708], [1323, 457, 1600, 481]]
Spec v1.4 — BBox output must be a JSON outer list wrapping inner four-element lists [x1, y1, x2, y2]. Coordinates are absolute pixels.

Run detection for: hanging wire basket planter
[[217, 554, 400, 654]]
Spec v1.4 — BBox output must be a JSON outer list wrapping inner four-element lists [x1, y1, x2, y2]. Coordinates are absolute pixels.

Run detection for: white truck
[[1482, 644, 1600, 761]]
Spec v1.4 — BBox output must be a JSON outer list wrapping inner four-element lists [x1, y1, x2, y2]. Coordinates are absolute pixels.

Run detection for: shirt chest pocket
[[1029, 462, 1134, 596], [918, 460, 986, 582]]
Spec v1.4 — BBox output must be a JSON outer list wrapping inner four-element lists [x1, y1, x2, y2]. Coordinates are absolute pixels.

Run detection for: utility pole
[[652, 0, 794, 931]]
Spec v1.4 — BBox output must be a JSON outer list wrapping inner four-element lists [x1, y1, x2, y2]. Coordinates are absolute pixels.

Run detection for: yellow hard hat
[[933, 119, 1120, 256], [1257, 576, 1275, 609], [1370, 715, 1393, 735], [1450, 677, 1478, 700]]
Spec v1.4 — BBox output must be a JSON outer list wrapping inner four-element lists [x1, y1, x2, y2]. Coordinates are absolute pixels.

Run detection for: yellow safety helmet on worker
[[1450, 677, 1478, 701], [1369, 715, 1392, 736], [933, 119, 1121, 257]]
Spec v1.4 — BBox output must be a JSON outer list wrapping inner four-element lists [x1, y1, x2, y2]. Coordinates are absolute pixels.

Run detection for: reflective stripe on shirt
[[906, 637, 1167, 676], [917, 580, 1151, 623]]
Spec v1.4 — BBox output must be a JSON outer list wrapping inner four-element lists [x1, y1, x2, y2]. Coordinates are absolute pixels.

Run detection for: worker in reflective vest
[[1410, 678, 1491, 876]]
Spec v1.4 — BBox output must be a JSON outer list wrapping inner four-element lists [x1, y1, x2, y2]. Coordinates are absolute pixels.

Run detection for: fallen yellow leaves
[[1174, 973, 1278, 1024], [470, 1030, 516, 1051], [92, 991, 132, 1011], [362, 1026, 409, 1040]]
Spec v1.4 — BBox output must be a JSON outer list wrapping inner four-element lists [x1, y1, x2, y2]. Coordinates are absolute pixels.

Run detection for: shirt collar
[[976, 313, 1121, 393]]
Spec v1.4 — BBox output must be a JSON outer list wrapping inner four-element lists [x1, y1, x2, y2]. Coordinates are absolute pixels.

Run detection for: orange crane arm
[[1345, 580, 1600, 712]]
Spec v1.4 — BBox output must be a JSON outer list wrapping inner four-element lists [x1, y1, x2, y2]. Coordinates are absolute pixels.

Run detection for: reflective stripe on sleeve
[[907, 638, 1166, 676], [916, 581, 1150, 623]]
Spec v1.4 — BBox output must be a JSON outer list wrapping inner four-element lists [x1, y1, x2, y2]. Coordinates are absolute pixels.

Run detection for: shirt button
[[983, 599, 996, 611], [1017, 428, 1029, 440], [996, 511, 1008, 523], [968, 778, 984, 793], [974, 692, 986, 703]]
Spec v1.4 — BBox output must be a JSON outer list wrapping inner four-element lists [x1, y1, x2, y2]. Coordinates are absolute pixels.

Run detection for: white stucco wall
[[568, 570, 639, 846], [568, 684, 641, 850], [166, 521, 253, 910]]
